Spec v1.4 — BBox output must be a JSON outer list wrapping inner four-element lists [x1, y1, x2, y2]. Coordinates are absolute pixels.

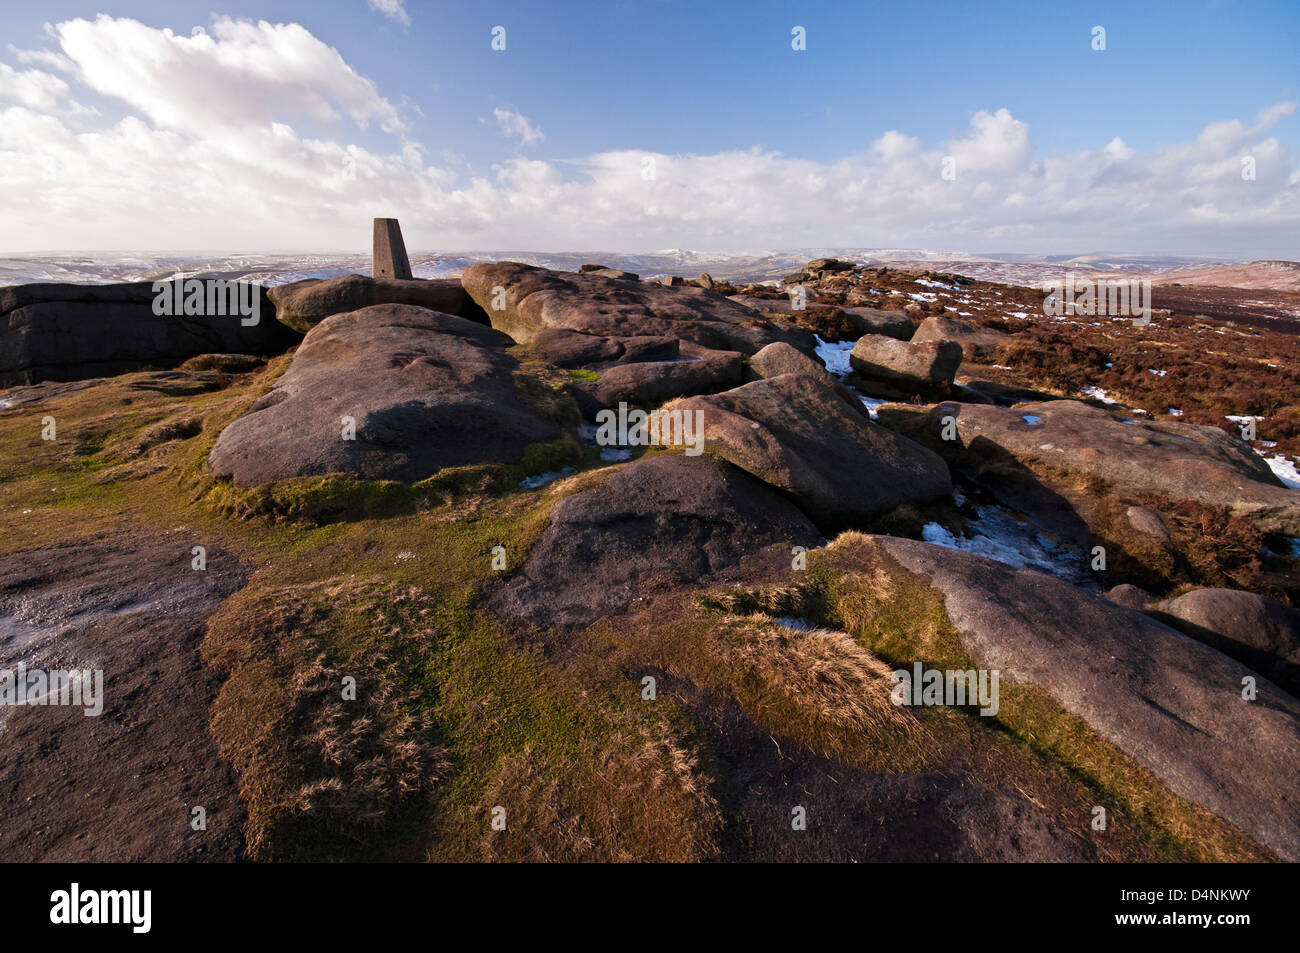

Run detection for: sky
[[0, 0, 1297, 256]]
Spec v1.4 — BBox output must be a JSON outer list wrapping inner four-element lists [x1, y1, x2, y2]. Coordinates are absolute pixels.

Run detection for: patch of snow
[[908, 292, 937, 302], [0, 398, 10, 410], [1148, 368, 1167, 377], [921, 507, 1086, 584], [599, 448, 632, 463], [1080, 386, 1117, 404], [1225, 414, 1266, 424], [1168, 408, 1183, 416], [915, 279, 957, 290], [519, 467, 575, 489], [858, 394, 885, 418], [1008, 311, 1029, 318], [1260, 453, 1300, 490], [814, 334, 855, 377], [395, 551, 416, 562]]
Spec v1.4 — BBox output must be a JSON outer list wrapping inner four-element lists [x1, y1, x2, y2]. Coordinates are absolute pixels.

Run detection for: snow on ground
[[0, 398, 10, 410], [1080, 386, 1117, 404], [1168, 408, 1183, 416], [519, 467, 575, 489], [922, 504, 1088, 585], [1261, 453, 1300, 489], [814, 335, 854, 376], [599, 448, 632, 463], [914, 279, 957, 290]]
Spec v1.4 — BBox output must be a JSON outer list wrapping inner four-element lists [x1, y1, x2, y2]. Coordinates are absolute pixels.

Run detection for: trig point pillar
[[373, 217, 413, 279]]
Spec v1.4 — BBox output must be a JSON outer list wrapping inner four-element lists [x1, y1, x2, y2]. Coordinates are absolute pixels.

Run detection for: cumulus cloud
[[0, 15, 1295, 255], [492, 107, 544, 147], [367, 1, 410, 28]]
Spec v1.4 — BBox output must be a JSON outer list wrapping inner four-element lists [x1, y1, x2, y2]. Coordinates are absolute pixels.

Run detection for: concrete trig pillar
[[373, 218, 412, 279]]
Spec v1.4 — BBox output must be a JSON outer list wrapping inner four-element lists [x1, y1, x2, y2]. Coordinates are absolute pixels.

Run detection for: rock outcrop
[[1149, 588, 1300, 695], [208, 304, 563, 487], [0, 281, 297, 387], [493, 454, 819, 629], [850, 336, 963, 391], [912, 316, 1010, 360], [268, 273, 488, 333], [668, 373, 952, 527], [929, 399, 1300, 534], [846, 534, 1300, 861], [461, 262, 811, 354]]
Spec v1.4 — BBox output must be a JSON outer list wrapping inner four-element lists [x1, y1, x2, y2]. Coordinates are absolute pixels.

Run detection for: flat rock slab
[[462, 262, 810, 354], [0, 533, 248, 861], [208, 303, 562, 487], [268, 274, 487, 334], [930, 399, 1300, 534], [493, 454, 820, 630], [670, 373, 952, 528], [1, 281, 297, 387], [912, 316, 1010, 359], [869, 535, 1300, 861]]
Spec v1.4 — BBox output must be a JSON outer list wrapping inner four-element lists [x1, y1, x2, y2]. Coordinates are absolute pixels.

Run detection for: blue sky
[[0, 0, 1297, 254]]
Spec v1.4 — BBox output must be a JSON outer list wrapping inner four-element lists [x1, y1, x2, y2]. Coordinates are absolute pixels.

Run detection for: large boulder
[[1148, 589, 1300, 696], [461, 262, 810, 354], [267, 273, 488, 333], [528, 329, 678, 369], [591, 343, 743, 407], [842, 307, 915, 341], [492, 454, 820, 630], [848, 534, 1300, 861], [667, 373, 952, 528], [850, 336, 963, 390], [0, 281, 297, 387], [746, 341, 867, 416], [208, 304, 563, 487], [929, 400, 1300, 534], [912, 316, 1010, 360]]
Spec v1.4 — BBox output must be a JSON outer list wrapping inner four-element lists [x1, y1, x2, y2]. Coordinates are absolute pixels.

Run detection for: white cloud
[[0, 62, 70, 111], [492, 107, 544, 147], [0, 15, 1295, 256], [367, 1, 410, 28]]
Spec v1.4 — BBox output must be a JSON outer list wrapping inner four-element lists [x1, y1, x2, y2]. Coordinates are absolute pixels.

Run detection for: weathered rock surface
[[859, 534, 1300, 861], [912, 316, 1010, 360], [1149, 588, 1300, 696], [592, 343, 743, 407], [1107, 583, 1154, 611], [208, 304, 562, 487], [746, 341, 867, 416], [493, 454, 819, 630], [669, 373, 952, 527], [462, 262, 810, 354], [842, 307, 915, 341], [850, 335, 963, 390], [929, 399, 1300, 534], [0, 534, 248, 861], [0, 281, 296, 387], [268, 273, 488, 333]]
